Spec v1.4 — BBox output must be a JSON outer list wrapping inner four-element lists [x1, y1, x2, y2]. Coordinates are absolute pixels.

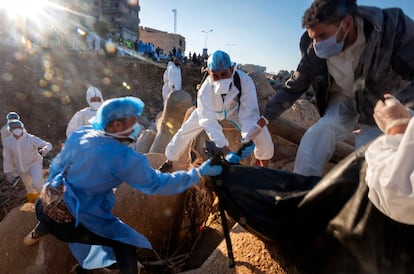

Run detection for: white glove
[[373, 94, 410, 134], [39, 146, 49, 157], [244, 124, 262, 142]]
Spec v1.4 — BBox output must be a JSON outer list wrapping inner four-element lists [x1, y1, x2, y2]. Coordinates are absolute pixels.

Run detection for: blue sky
[[139, 0, 414, 73]]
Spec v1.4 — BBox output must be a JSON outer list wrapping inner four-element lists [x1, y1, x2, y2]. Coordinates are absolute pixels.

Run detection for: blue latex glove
[[225, 152, 242, 164], [197, 159, 223, 177], [239, 140, 255, 159]]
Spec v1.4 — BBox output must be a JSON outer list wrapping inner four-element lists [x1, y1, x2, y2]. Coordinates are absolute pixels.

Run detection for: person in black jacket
[[245, 0, 414, 177]]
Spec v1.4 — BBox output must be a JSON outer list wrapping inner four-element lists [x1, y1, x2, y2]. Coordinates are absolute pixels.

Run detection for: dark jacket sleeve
[[391, 8, 414, 108], [357, 8, 414, 124], [391, 8, 414, 81], [263, 32, 328, 121]]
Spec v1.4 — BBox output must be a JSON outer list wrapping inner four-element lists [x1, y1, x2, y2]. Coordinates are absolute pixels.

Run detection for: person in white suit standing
[[66, 86, 104, 137], [162, 57, 182, 104]]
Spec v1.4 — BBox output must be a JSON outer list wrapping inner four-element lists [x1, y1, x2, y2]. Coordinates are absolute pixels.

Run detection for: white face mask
[[313, 20, 348, 59], [89, 102, 102, 110], [12, 128, 23, 136], [213, 78, 233, 94], [106, 122, 142, 143]]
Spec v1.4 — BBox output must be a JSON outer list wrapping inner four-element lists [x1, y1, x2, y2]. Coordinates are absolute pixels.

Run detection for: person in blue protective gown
[[24, 96, 222, 274]]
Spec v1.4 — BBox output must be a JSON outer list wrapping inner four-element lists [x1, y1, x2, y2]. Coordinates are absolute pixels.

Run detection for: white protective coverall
[[365, 118, 414, 225], [165, 69, 274, 161], [0, 124, 10, 146], [66, 86, 104, 137], [162, 61, 182, 103], [3, 132, 52, 193]]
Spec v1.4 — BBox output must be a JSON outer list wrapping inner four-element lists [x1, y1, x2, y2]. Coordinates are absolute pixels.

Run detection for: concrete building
[[139, 26, 185, 56], [100, 0, 140, 41], [68, 0, 140, 42], [0, 0, 190, 56]]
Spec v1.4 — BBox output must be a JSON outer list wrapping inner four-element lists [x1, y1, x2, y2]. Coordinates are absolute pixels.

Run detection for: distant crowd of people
[[1, 24, 208, 68], [117, 37, 164, 60]]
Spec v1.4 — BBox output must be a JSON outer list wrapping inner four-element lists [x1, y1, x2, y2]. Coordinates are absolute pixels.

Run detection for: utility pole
[[172, 9, 177, 33], [202, 29, 213, 48], [202, 29, 213, 57]]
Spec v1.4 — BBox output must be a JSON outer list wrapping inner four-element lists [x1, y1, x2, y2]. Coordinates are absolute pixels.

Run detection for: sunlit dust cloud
[[163, 208, 172, 217], [122, 81, 131, 90], [0, 0, 50, 19], [51, 84, 60, 93], [42, 90, 54, 98], [102, 77, 111, 85], [76, 28, 86, 36], [103, 68, 113, 76], [14, 52, 24, 61], [127, 0, 138, 6], [61, 95, 71, 105], [105, 41, 117, 55], [15, 92, 27, 101], [2, 73, 13, 81], [39, 79, 48, 88], [44, 70, 54, 81]]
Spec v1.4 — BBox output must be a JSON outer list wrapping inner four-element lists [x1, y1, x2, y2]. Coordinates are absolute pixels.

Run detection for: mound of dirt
[[0, 46, 201, 152]]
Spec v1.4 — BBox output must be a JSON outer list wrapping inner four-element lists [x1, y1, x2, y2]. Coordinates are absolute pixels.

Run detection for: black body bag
[[213, 164, 320, 242], [209, 141, 366, 244], [302, 144, 414, 274]]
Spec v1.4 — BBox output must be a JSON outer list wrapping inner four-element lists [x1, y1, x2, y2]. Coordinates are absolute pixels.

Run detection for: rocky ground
[[0, 45, 362, 273]]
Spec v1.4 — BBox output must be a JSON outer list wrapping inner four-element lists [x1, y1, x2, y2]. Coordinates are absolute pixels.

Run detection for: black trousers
[[35, 199, 138, 274]]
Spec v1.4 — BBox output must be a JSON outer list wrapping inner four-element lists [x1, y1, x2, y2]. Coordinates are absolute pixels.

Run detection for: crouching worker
[[159, 50, 273, 172], [2, 119, 52, 202], [24, 96, 222, 274]]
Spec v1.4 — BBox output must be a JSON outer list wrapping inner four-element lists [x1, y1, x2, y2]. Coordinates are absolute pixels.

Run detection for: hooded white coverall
[[365, 118, 414, 225], [66, 86, 104, 137], [162, 61, 182, 103], [165, 69, 274, 161], [3, 132, 52, 193], [0, 124, 10, 146]]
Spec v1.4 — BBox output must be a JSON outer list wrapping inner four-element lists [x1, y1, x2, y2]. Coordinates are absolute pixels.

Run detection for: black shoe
[[158, 161, 173, 173]]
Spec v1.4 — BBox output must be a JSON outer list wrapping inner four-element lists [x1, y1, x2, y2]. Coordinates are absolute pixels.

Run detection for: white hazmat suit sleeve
[[39, 143, 52, 156], [236, 71, 262, 137], [2, 133, 52, 173], [1, 125, 10, 146], [31, 135, 53, 157], [2, 137, 16, 173], [365, 118, 414, 225], [66, 110, 85, 137]]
